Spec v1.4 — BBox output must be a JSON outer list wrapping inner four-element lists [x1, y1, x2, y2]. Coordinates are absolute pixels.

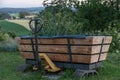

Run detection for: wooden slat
[[104, 36, 112, 44], [20, 38, 68, 44], [20, 36, 112, 45], [19, 45, 110, 54], [20, 52, 107, 64], [102, 45, 110, 52], [19, 45, 68, 53], [38, 45, 68, 53], [71, 46, 100, 54], [72, 53, 107, 63], [21, 52, 34, 59], [47, 53, 107, 63], [70, 36, 103, 44], [70, 37, 93, 44], [70, 36, 112, 44]]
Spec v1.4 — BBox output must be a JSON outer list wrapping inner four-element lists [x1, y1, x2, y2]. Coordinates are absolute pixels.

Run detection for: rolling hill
[[0, 7, 44, 13]]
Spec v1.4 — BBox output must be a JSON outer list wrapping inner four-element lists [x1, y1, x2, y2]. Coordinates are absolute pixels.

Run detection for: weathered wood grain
[[20, 52, 107, 63], [19, 45, 68, 53], [18, 36, 112, 64], [20, 38, 68, 44], [20, 36, 112, 45], [19, 45, 110, 54]]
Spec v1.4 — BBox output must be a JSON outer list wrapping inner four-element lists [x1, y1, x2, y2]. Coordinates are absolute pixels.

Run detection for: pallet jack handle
[[29, 18, 44, 70]]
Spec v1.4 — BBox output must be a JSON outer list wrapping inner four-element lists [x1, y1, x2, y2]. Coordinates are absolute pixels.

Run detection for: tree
[[0, 12, 11, 20], [43, 0, 76, 7], [12, 16, 16, 19], [0, 14, 2, 19], [19, 12, 29, 19], [74, 0, 119, 33], [36, 0, 82, 36]]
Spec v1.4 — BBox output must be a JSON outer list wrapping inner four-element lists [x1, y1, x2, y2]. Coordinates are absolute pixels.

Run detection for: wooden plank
[[70, 36, 112, 45], [104, 36, 112, 44], [19, 45, 33, 51], [20, 38, 68, 44], [19, 45, 110, 54], [21, 52, 34, 59], [20, 52, 107, 64], [70, 36, 103, 44], [47, 53, 107, 63], [71, 46, 100, 54], [38, 39, 68, 44], [92, 36, 112, 44], [72, 53, 107, 63], [19, 45, 68, 53], [102, 45, 110, 52], [70, 37, 93, 44], [38, 45, 68, 53], [20, 36, 112, 45]]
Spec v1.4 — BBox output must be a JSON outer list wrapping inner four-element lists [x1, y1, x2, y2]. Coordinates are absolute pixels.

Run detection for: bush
[[0, 30, 10, 41], [0, 27, 18, 51], [0, 38, 18, 51], [74, 0, 117, 33], [107, 29, 120, 53], [7, 32, 16, 38]]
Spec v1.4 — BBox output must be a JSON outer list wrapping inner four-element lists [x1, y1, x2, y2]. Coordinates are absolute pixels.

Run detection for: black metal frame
[[28, 18, 44, 70]]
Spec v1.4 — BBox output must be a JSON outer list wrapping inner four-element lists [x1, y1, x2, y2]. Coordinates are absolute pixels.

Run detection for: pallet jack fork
[[33, 53, 61, 72], [17, 53, 61, 72]]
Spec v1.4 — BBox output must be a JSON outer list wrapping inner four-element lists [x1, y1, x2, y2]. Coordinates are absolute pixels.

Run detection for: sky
[[0, 0, 84, 8], [0, 0, 44, 8]]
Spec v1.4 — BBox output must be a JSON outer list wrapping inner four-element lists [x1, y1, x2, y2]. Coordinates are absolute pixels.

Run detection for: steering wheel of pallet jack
[[29, 18, 44, 34]]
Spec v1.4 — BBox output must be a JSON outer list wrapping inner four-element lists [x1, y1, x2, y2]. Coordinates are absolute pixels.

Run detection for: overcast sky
[[0, 0, 44, 8], [0, 0, 84, 8]]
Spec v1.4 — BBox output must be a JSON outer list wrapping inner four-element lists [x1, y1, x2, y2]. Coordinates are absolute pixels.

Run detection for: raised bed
[[18, 35, 112, 69]]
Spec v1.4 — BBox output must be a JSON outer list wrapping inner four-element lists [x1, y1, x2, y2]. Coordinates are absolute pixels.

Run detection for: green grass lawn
[[0, 52, 120, 80], [0, 20, 31, 36]]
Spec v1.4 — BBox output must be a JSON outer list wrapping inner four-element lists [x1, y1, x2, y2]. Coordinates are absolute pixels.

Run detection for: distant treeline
[[0, 7, 44, 13]]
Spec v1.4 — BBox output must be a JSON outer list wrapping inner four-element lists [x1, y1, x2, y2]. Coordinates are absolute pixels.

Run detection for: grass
[[0, 20, 31, 36], [0, 52, 120, 80], [0, 52, 49, 80]]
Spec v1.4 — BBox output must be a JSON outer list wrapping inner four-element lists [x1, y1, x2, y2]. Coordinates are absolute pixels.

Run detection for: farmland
[[0, 20, 31, 36], [7, 20, 30, 30]]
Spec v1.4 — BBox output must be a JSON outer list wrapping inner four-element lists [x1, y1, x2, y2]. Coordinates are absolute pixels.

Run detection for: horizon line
[[0, 6, 44, 9]]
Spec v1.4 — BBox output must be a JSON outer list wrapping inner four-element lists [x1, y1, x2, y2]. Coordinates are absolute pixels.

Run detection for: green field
[[0, 20, 31, 36], [0, 52, 119, 80]]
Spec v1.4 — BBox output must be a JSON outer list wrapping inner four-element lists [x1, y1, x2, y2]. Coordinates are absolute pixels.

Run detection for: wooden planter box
[[18, 36, 112, 64]]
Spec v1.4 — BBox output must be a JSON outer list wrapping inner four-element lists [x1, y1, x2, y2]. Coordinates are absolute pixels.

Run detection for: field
[[0, 20, 31, 36], [7, 20, 31, 30]]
